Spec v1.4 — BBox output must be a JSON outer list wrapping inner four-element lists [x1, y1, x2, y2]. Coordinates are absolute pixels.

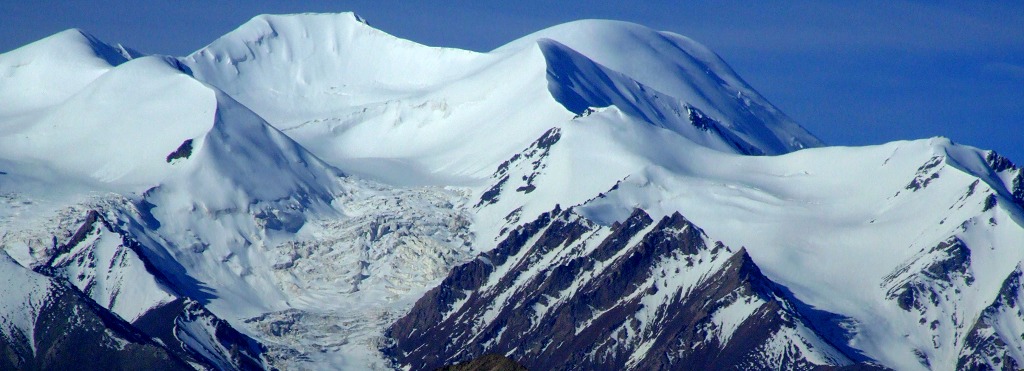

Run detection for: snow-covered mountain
[[386, 207, 862, 369], [180, 13, 818, 185], [0, 250, 200, 370], [1, 11, 1022, 371]]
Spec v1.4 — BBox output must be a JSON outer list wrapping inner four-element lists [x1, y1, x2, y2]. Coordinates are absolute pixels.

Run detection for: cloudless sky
[[2, 1, 1022, 162]]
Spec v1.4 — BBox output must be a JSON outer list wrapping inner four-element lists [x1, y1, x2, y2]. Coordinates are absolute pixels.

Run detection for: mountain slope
[[0, 29, 346, 369], [386, 207, 866, 370], [1, 12, 1022, 371], [182, 13, 481, 124], [0, 252, 194, 370], [182, 13, 821, 187], [399, 133, 1024, 371], [32, 207, 270, 370], [0, 29, 138, 118], [0, 40, 348, 315], [498, 19, 822, 154]]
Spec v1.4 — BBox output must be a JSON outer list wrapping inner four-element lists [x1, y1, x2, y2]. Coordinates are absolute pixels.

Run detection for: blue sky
[[2, 1, 1021, 162]]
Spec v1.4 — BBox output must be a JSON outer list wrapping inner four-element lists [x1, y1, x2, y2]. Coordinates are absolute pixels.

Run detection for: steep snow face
[[0, 252, 193, 370], [130, 89, 351, 320], [1, 24, 344, 201], [0, 49, 347, 317], [182, 13, 819, 189], [148, 87, 344, 211], [497, 19, 822, 154], [0, 252, 52, 351], [537, 39, 772, 155], [41, 210, 177, 323]]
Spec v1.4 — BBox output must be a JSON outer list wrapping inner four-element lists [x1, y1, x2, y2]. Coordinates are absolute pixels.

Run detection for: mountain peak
[[190, 12, 389, 59], [500, 18, 823, 153], [33, 28, 136, 66], [0, 28, 139, 116], [251, 11, 369, 25], [3, 12, 1022, 370]]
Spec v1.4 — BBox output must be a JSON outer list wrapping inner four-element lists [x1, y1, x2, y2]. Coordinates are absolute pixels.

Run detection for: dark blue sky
[[2, 1, 1021, 162]]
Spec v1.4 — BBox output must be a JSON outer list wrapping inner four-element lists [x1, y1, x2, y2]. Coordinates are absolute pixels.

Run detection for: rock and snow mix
[[0, 11, 1022, 371]]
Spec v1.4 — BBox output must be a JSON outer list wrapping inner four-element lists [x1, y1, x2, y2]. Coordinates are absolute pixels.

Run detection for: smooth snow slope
[[0, 29, 138, 118], [182, 13, 482, 124], [0, 56, 217, 190], [182, 13, 821, 187]]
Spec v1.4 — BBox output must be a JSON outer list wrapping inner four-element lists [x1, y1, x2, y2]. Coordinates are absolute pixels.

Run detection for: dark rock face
[[1011, 170, 1024, 208], [166, 139, 194, 163], [479, 175, 509, 206], [923, 238, 973, 283], [130, 297, 268, 371], [436, 354, 528, 371], [878, 234, 1024, 369], [983, 194, 998, 212], [687, 104, 715, 131], [385, 207, 866, 370], [25, 209, 269, 371], [984, 150, 1024, 210], [985, 151, 1017, 173], [175, 300, 269, 371], [958, 269, 1024, 370], [476, 128, 561, 207], [886, 237, 973, 313], [685, 105, 761, 155], [906, 156, 944, 191], [23, 288, 191, 371], [0, 256, 192, 371]]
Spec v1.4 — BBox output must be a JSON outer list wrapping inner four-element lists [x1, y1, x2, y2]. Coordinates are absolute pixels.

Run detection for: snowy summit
[[1, 12, 1022, 371]]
